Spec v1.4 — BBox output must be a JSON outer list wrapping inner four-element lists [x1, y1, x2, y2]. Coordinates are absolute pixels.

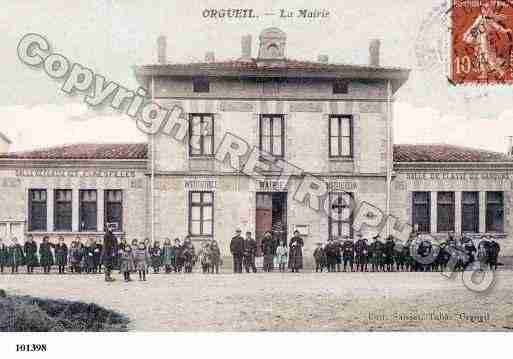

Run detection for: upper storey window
[[193, 76, 210, 93]]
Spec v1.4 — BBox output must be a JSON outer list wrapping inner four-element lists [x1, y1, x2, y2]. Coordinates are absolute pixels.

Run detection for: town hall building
[[1, 28, 512, 262]]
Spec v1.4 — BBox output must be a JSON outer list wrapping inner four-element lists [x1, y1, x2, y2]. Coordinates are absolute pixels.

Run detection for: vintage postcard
[[0, 0, 512, 356]]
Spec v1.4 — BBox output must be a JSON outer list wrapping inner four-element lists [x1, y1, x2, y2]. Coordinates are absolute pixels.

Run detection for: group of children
[[312, 232, 502, 273]]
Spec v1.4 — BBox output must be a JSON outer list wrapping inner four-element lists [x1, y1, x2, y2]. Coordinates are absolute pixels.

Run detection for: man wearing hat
[[354, 232, 368, 272], [230, 229, 245, 273], [243, 231, 258, 273]]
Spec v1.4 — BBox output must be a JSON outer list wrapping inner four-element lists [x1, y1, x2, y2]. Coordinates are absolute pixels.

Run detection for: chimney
[[0, 132, 12, 154], [317, 54, 329, 63], [369, 39, 380, 67], [241, 34, 252, 59], [157, 35, 167, 64], [205, 51, 215, 62]]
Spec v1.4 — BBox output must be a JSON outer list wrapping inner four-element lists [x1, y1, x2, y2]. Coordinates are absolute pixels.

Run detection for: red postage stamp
[[451, 0, 513, 84]]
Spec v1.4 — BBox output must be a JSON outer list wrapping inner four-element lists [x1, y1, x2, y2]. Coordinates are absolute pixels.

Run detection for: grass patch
[[0, 290, 129, 332]]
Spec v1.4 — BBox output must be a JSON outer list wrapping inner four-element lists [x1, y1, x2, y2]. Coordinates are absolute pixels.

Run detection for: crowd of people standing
[[0, 226, 502, 279]]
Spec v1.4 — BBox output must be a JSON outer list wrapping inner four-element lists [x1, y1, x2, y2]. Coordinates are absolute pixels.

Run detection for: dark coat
[[288, 236, 304, 269], [54, 243, 68, 266], [102, 230, 118, 267], [230, 235, 244, 256], [39, 242, 54, 267], [93, 243, 103, 266], [0, 244, 9, 266], [149, 246, 162, 267], [161, 244, 176, 266], [342, 240, 354, 258], [24, 241, 39, 266], [243, 238, 257, 257], [8, 244, 25, 266], [261, 236, 276, 256], [82, 245, 95, 269]]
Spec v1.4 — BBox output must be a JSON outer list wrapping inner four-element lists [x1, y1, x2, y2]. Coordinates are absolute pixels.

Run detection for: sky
[[1, 0, 513, 152]]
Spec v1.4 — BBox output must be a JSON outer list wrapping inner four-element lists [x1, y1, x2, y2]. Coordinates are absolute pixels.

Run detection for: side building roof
[[0, 143, 148, 160]]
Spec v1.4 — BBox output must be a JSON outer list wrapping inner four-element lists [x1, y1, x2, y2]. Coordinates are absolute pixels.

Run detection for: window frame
[[188, 191, 214, 237], [328, 192, 354, 240], [188, 113, 215, 157], [461, 191, 479, 233], [412, 191, 431, 233], [79, 189, 97, 232], [259, 114, 285, 158], [333, 79, 349, 94], [54, 189, 73, 232], [486, 191, 504, 233], [328, 115, 353, 158], [192, 76, 210, 93], [104, 189, 123, 232], [28, 189, 47, 232], [436, 191, 455, 233]]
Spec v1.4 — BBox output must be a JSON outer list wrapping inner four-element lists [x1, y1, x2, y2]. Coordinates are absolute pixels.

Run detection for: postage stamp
[[450, 0, 513, 84]]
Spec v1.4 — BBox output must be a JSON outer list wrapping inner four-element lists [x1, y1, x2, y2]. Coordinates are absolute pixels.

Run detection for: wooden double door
[[255, 192, 287, 256]]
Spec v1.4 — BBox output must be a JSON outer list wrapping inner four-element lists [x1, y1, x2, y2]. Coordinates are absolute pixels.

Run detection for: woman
[[288, 230, 304, 273], [39, 236, 54, 274]]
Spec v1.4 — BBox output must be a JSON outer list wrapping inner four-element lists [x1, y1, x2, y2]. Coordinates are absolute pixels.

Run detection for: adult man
[[325, 238, 338, 272], [261, 231, 275, 272], [230, 229, 244, 273], [488, 237, 500, 271], [289, 230, 304, 273], [384, 236, 395, 272], [354, 233, 368, 272], [243, 231, 257, 273], [102, 224, 119, 282]]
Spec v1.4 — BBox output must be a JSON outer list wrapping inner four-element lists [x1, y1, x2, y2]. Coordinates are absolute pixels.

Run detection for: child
[[149, 241, 162, 273], [313, 242, 326, 272], [68, 240, 83, 274], [8, 238, 24, 274], [82, 239, 95, 273], [198, 241, 212, 274], [133, 242, 150, 281], [39, 236, 54, 274], [119, 245, 135, 282], [210, 240, 221, 274], [182, 237, 196, 273], [0, 238, 9, 274], [161, 238, 175, 273], [54, 236, 68, 274], [93, 239, 103, 273], [275, 240, 288, 272]]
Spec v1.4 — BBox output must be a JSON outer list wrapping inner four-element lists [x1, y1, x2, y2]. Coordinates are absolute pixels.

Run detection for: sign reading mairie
[[184, 177, 217, 191]]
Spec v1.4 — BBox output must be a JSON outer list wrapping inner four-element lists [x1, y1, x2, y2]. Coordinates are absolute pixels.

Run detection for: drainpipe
[[385, 80, 393, 238], [151, 76, 155, 244]]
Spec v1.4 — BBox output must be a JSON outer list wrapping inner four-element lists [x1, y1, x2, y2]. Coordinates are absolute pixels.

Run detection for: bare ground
[[1, 270, 512, 331]]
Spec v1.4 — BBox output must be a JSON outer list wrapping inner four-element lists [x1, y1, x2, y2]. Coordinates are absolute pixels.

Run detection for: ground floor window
[[437, 192, 455, 232], [189, 191, 214, 236], [412, 191, 430, 232], [79, 190, 97, 231], [486, 191, 504, 232], [28, 189, 47, 231], [328, 192, 353, 239], [105, 190, 123, 231], [54, 189, 72, 231], [462, 191, 479, 233]]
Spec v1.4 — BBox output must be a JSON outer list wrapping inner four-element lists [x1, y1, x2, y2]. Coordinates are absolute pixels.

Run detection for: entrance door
[[255, 192, 287, 256]]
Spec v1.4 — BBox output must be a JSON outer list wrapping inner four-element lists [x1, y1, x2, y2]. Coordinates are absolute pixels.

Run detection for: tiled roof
[[0, 143, 148, 160], [394, 144, 513, 162], [135, 58, 410, 92], [139, 58, 406, 73]]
